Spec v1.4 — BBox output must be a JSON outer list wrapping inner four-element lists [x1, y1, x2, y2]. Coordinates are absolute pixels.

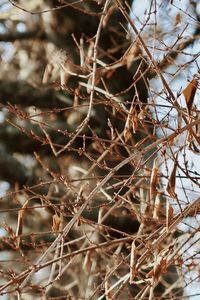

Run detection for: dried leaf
[[16, 200, 28, 238], [167, 156, 178, 198], [150, 158, 158, 202], [124, 101, 137, 141], [160, 257, 167, 274], [174, 13, 181, 26], [15, 200, 29, 247], [148, 257, 167, 281], [187, 203, 200, 217], [166, 200, 174, 231], [146, 255, 162, 280], [124, 120, 132, 142], [195, 112, 200, 136], [132, 109, 138, 133], [183, 77, 198, 114], [152, 257, 167, 282], [52, 213, 61, 233], [124, 127, 132, 142], [17, 208, 25, 236], [130, 240, 137, 283], [177, 257, 184, 268]]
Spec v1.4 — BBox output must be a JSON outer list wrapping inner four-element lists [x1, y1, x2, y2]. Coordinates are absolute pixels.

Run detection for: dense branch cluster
[[0, 1, 200, 299]]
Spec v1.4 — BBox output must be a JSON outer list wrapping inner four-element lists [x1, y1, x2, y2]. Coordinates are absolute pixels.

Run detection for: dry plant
[[0, 0, 200, 299]]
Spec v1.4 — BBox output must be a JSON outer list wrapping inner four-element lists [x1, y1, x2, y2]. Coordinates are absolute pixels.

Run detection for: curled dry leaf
[[147, 257, 167, 281], [177, 257, 184, 268], [174, 13, 181, 26], [153, 259, 165, 281], [150, 158, 158, 202], [16, 200, 29, 247], [124, 101, 138, 141], [130, 240, 137, 283], [167, 155, 178, 198], [132, 109, 139, 134], [182, 77, 198, 115], [52, 213, 61, 233], [17, 208, 25, 236], [187, 203, 200, 217], [166, 200, 174, 231]]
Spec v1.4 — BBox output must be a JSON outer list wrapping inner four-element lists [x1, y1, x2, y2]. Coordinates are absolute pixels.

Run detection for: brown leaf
[[16, 200, 28, 238], [124, 101, 137, 141], [52, 213, 61, 233], [166, 200, 174, 231], [150, 158, 158, 202], [167, 155, 178, 198], [15, 200, 29, 247], [183, 77, 198, 114], [187, 203, 200, 217], [160, 257, 167, 274], [147, 257, 167, 281], [177, 257, 184, 268], [174, 13, 181, 26], [132, 109, 138, 134], [130, 240, 137, 283]]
